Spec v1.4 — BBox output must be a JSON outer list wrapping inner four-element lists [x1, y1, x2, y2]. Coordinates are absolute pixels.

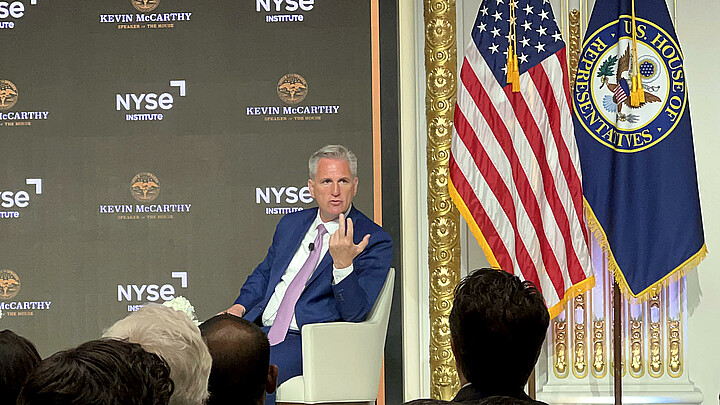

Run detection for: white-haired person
[[103, 304, 212, 405]]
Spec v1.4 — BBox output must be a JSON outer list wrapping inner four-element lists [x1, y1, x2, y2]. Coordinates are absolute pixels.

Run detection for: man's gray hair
[[308, 144, 357, 179], [103, 304, 212, 405]]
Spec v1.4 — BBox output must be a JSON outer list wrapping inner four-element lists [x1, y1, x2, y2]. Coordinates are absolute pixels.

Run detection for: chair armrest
[[300, 320, 386, 402]]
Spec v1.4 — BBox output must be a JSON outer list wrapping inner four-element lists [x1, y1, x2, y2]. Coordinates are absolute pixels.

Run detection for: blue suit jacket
[[235, 206, 393, 328]]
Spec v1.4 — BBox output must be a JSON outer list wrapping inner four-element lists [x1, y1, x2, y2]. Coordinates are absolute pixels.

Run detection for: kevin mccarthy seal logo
[[277, 73, 308, 105], [100, 173, 191, 220], [0, 80, 18, 112], [247, 73, 339, 121], [132, 0, 159, 13], [574, 16, 686, 153], [131, 172, 160, 202], [0, 269, 21, 300], [99, 0, 191, 30]]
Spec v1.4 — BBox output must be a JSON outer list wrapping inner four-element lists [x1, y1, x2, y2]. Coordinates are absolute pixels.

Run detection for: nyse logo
[[1, 178, 42, 218], [0, 0, 37, 18], [256, 186, 313, 204], [0, 0, 39, 29], [256, 0, 313, 23], [117, 271, 187, 308], [256, 0, 314, 12], [256, 186, 312, 215], [116, 80, 186, 121]]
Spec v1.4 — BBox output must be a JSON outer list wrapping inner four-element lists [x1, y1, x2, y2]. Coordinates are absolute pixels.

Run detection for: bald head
[[200, 314, 277, 405]]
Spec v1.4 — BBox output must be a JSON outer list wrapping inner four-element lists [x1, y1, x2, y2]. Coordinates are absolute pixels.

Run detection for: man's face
[[308, 158, 358, 222]]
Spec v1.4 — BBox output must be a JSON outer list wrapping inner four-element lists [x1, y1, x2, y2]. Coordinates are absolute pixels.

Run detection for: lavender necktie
[[267, 223, 328, 346]]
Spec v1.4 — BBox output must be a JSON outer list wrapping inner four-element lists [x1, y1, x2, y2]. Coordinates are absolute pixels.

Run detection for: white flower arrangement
[[162, 296, 200, 326]]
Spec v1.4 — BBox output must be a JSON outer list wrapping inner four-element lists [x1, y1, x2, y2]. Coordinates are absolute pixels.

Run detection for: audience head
[[199, 313, 278, 405], [17, 338, 173, 405], [0, 330, 41, 402], [103, 304, 212, 405], [449, 268, 549, 392], [477, 396, 539, 405]]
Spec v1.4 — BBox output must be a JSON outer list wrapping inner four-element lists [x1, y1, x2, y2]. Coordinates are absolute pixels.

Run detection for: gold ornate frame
[[423, 0, 461, 399]]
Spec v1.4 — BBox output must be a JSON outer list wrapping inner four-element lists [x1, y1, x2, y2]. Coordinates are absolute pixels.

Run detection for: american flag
[[449, 0, 594, 317]]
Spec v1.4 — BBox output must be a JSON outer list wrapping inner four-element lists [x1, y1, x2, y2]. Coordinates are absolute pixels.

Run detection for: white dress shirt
[[261, 208, 354, 330]]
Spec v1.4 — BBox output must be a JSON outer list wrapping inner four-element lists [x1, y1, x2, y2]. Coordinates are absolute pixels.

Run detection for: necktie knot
[[317, 223, 327, 237]]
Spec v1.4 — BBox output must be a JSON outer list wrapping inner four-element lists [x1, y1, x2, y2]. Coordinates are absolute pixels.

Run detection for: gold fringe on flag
[[584, 198, 708, 303], [449, 177, 595, 319], [448, 179, 500, 270], [548, 276, 595, 319]]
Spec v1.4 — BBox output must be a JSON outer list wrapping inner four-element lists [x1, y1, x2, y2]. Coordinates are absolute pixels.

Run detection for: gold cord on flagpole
[[506, 1, 520, 92], [512, 2, 519, 92], [506, 3, 514, 87], [630, 0, 645, 106]]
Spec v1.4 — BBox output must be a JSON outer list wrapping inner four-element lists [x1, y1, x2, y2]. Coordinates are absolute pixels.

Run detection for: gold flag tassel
[[511, 50, 520, 92], [505, 1, 520, 92], [630, 0, 645, 106]]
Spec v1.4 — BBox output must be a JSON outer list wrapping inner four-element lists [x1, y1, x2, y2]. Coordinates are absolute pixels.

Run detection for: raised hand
[[329, 213, 370, 269]]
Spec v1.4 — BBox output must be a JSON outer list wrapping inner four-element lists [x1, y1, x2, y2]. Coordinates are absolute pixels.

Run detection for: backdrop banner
[[0, 0, 377, 356]]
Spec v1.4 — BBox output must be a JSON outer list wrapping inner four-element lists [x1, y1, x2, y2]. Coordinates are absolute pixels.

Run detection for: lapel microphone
[[309, 242, 315, 251]]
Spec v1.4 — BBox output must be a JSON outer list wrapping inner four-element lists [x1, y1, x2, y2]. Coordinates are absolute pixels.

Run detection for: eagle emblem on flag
[[574, 16, 686, 153], [597, 46, 662, 123]]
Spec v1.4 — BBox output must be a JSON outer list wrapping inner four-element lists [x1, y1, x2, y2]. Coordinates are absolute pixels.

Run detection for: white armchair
[[276, 268, 395, 404]]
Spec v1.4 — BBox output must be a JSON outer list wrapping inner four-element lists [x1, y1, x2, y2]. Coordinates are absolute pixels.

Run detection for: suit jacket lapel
[[306, 253, 333, 287], [267, 208, 317, 294]]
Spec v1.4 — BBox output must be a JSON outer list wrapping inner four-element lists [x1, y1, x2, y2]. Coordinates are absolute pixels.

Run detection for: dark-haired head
[[449, 268, 549, 392], [200, 313, 278, 405], [0, 330, 41, 402], [477, 395, 540, 405], [17, 338, 174, 405]]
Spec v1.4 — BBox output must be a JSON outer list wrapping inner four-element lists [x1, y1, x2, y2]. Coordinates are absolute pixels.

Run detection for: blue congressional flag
[[573, 0, 707, 298]]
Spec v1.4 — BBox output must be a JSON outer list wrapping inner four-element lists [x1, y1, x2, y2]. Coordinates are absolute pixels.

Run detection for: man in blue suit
[[222, 145, 393, 402]]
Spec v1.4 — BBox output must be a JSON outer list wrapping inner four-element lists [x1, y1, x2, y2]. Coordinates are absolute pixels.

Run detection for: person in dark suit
[[200, 314, 278, 405], [406, 268, 550, 405], [221, 145, 393, 403]]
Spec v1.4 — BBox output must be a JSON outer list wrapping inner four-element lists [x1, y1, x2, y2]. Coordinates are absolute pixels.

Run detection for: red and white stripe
[[450, 39, 593, 312], [613, 84, 628, 104]]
